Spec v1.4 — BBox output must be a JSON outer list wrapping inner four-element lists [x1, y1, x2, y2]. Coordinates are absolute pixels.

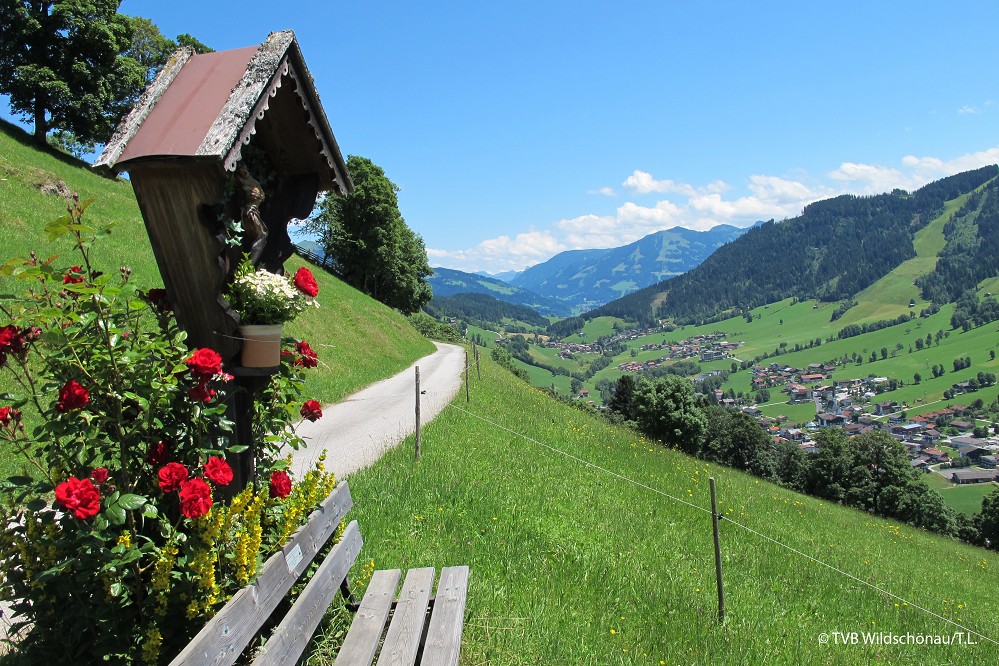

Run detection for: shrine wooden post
[[95, 31, 352, 494]]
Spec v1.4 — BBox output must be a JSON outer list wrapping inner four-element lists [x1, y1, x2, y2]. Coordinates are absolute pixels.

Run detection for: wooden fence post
[[709, 477, 726, 623], [465, 350, 471, 402], [415, 366, 421, 461], [474, 342, 481, 380]]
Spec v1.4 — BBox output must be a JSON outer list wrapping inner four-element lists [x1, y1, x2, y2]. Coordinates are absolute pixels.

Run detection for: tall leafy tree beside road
[[309, 155, 432, 314], [0, 0, 145, 146]]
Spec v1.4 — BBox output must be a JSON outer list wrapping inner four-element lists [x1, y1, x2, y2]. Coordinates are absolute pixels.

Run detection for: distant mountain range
[[427, 267, 572, 317], [506, 225, 751, 312], [430, 225, 751, 318]]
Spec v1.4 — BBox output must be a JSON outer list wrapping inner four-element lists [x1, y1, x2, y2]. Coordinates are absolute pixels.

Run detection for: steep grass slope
[[342, 357, 999, 665], [0, 121, 434, 476]]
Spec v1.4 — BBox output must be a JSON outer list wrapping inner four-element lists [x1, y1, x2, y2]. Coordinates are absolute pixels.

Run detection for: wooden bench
[[169, 481, 469, 666]]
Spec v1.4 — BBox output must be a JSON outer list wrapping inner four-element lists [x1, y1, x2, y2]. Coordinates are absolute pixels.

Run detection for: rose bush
[[0, 197, 338, 664]]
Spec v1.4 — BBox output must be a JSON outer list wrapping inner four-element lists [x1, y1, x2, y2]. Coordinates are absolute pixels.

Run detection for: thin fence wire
[[447, 403, 999, 647]]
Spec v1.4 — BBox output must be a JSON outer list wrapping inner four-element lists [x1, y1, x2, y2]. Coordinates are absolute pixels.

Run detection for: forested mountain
[[425, 292, 549, 329], [916, 176, 999, 303], [428, 267, 571, 317], [589, 166, 999, 325], [510, 225, 750, 312]]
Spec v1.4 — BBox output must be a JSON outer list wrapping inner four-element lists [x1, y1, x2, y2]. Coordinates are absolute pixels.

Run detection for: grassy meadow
[[333, 352, 999, 665], [923, 473, 999, 516]]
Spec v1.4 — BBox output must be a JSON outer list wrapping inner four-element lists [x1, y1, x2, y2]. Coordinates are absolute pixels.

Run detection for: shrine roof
[[95, 31, 350, 195]]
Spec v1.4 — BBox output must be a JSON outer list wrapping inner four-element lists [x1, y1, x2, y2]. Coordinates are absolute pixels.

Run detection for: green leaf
[[106, 505, 127, 526], [116, 494, 146, 510], [7, 476, 34, 487], [141, 504, 158, 519], [26, 498, 47, 512], [43, 216, 74, 239], [0, 393, 27, 406], [226, 444, 249, 454], [110, 582, 124, 597]]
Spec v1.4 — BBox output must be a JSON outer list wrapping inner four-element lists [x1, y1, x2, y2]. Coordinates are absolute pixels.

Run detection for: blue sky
[[9, 1, 999, 274]]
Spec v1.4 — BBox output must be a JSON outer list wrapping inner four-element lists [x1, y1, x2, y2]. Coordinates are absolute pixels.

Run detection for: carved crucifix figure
[[236, 165, 268, 265]]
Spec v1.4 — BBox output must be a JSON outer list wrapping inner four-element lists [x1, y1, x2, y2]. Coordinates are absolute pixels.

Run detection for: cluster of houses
[[617, 334, 742, 373], [737, 366, 999, 486], [548, 341, 601, 358]]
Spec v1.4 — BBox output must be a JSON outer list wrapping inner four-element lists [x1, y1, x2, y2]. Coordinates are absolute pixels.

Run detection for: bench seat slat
[[334, 569, 402, 666], [376, 567, 435, 666], [250, 521, 363, 666], [420, 566, 469, 666]]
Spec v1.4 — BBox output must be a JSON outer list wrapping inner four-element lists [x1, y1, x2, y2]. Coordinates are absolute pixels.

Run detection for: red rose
[[185, 348, 222, 381], [294, 341, 318, 368], [203, 456, 233, 487], [188, 381, 216, 403], [55, 477, 101, 520], [57, 380, 89, 412], [0, 325, 17, 351], [269, 470, 292, 499], [300, 399, 323, 422], [91, 467, 109, 484], [145, 288, 173, 313], [146, 441, 170, 466], [293, 267, 318, 297], [179, 478, 213, 519], [0, 406, 17, 426], [63, 266, 85, 285], [158, 462, 189, 493], [0, 325, 31, 366]]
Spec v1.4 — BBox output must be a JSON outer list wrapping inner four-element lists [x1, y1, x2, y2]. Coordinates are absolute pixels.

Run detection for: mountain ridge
[[507, 224, 751, 312], [427, 266, 571, 317], [588, 166, 999, 325]]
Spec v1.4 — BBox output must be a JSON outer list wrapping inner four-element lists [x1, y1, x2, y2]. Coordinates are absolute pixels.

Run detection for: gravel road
[[288, 341, 466, 480]]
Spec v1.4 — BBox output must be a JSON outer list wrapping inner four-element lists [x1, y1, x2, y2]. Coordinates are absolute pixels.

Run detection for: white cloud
[[622, 170, 729, 197], [902, 146, 999, 178], [427, 229, 566, 273], [827, 162, 918, 194], [589, 186, 616, 196], [958, 106, 980, 115]]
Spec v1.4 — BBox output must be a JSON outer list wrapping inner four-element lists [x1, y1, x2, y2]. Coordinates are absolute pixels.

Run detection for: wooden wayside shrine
[[95, 31, 352, 490], [95, 30, 351, 362]]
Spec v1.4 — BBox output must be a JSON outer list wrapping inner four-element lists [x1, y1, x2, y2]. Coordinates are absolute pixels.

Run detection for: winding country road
[[289, 341, 466, 480]]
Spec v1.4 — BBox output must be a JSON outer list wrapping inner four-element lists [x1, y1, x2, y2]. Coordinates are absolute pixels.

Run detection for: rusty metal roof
[[117, 46, 258, 162], [95, 31, 350, 195]]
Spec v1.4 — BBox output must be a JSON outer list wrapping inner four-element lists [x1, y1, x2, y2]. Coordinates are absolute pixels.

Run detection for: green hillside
[[834, 189, 971, 327], [338, 353, 999, 664], [0, 121, 434, 477]]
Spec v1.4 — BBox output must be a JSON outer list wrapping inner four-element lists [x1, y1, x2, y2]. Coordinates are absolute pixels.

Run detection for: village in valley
[[740, 362, 999, 485], [537, 326, 999, 488]]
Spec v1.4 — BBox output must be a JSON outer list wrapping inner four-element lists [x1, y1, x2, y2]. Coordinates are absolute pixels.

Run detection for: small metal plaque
[[285, 544, 304, 572]]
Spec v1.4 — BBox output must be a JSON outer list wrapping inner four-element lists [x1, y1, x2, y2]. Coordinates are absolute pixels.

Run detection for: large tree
[[0, 1, 146, 146], [701, 407, 775, 479], [308, 155, 432, 314], [632, 375, 706, 455], [976, 487, 999, 550]]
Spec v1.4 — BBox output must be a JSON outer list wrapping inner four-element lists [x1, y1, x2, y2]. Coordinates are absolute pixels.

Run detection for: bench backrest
[[169, 481, 359, 666]]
